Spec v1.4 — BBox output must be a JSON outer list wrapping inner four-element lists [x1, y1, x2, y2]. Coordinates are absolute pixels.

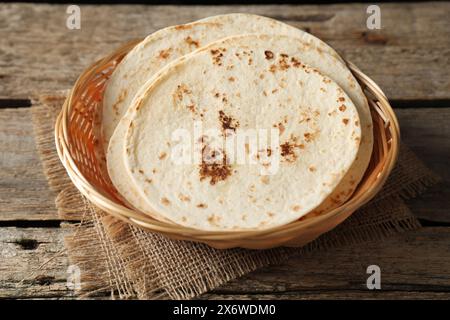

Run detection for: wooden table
[[1, 3, 449, 299]]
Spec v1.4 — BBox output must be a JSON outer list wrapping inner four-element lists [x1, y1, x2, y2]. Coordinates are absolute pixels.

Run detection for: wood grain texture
[[0, 3, 449, 100], [0, 108, 58, 221], [0, 107, 448, 222], [1, 227, 449, 299], [0, 226, 74, 299], [210, 228, 450, 298]]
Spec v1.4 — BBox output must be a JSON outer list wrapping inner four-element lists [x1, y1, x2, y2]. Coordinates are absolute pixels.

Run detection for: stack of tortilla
[[103, 14, 373, 231]]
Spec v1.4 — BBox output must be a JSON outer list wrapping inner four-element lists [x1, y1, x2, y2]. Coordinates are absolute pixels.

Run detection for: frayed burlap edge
[[31, 93, 440, 300]]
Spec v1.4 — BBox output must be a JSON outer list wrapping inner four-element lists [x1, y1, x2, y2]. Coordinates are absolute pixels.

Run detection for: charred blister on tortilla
[[210, 48, 226, 66], [184, 36, 200, 48], [218, 110, 239, 133], [198, 138, 232, 185], [158, 48, 172, 60]]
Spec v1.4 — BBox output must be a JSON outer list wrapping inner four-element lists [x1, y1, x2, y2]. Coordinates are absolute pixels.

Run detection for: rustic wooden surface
[[0, 3, 449, 299]]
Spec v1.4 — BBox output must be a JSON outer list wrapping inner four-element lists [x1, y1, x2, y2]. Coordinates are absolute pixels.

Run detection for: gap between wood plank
[[0, 220, 77, 228], [1, 219, 450, 228], [2, 99, 450, 109], [0, 99, 31, 108]]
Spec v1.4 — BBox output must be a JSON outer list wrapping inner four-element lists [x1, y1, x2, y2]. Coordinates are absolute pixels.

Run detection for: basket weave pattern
[[55, 41, 400, 249]]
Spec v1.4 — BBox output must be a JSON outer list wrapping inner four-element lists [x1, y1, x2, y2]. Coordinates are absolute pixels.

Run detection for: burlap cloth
[[31, 92, 440, 300]]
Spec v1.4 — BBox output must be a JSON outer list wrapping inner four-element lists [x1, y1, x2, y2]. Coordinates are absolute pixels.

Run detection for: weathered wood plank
[[400, 108, 450, 222], [1, 227, 449, 299], [0, 3, 449, 100], [0, 108, 58, 221], [208, 227, 450, 298], [0, 226, 76, 299], [0, 225, 111, 299], [0, 107, 448, 222], [201, 291, 450, 300]]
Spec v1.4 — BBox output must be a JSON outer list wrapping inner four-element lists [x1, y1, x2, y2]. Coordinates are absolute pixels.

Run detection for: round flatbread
[[107, 29, 372, 218], [121, 34, 362, 231], [102, 13, 346, 150]]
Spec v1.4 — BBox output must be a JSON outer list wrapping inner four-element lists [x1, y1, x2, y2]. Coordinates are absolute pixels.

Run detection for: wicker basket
[[55, 40, 400, 249]]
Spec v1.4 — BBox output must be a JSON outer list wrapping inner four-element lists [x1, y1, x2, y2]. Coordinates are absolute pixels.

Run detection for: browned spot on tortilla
[[342, 118, 349, 125], [338, 97, 346, 102], [272, 88, 278, 94], [339, 104, 347, 112], [219, 110, 239, 132], [280, 135, 306, 162], [279, 54, 290, 71], [207, 214, 221, 226], [269, 64, 277, 73], [322, 78, 331, 84], [264, 50, 274, 60], [185, 36, 199, 48], [158, 48, 172, 59], [273, 122, 285, 135], [145, 178, 152, 184], [173, 84, 192, 104], [152, 169, 157, 174], [175, 24, 192, 30], [309, 166, 316, 172], [261, 176, 270, 184], [181, 216, 187, 222], [280, 142, 296, 162], [199, 147, 232, 185], [197, 203, 207, 209], [228, 76, 235, 82], [328, 110, 337, 116], [259, 221, 268, 227], [292, 205, 301, 212], [259, 73, 265, 79], [210, 48, 224, 66], [138, 169, 144, 174], [179, 194, 191, 202], [304, 132, 313, 142], [291, 57, 302, 67], [158, 152, 167, 160], [267, 212, 275, 218], [161, 197, 171, 206]]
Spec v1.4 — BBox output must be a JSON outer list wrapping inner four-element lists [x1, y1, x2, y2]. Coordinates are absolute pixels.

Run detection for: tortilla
[[102, 13, 346, 150], [107, 27, 372, 218], [120, 34, 362, 231]]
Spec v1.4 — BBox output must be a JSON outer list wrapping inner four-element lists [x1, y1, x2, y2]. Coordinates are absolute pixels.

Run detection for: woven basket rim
[[54, 40, 400, 247]]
